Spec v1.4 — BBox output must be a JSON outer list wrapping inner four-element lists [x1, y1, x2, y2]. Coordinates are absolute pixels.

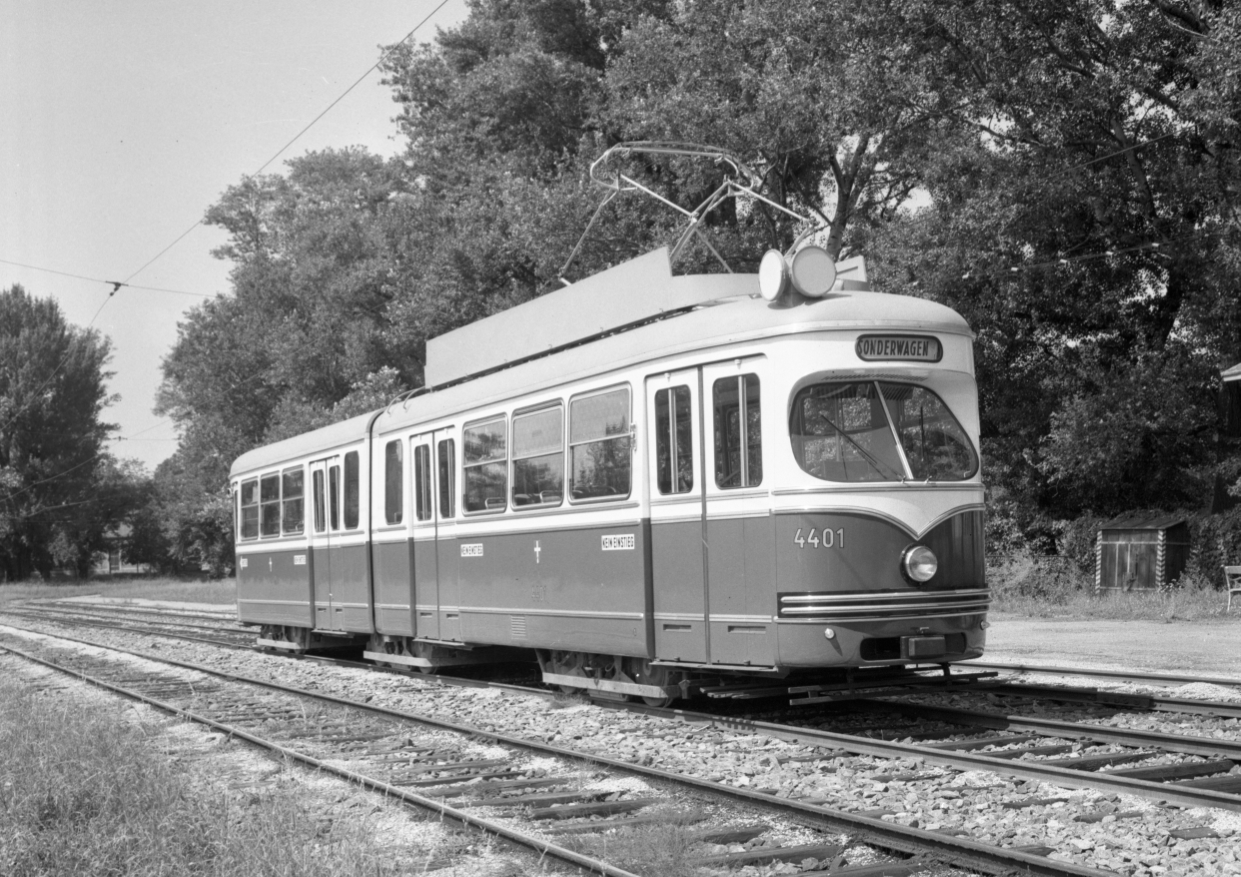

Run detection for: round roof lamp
[[790, 246, 837, 298], [758, 249, 790, 302]]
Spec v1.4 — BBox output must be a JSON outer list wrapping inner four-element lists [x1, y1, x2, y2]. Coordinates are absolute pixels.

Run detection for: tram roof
[[231, 249, 973, 477]]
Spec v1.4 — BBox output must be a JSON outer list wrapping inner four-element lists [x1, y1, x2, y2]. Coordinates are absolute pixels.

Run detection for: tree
[[858, 0, 1241, 531], [0, 285, 118, 580]]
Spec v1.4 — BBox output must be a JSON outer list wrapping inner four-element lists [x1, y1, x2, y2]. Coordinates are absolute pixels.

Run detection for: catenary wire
[[1, 1, 453, 479]]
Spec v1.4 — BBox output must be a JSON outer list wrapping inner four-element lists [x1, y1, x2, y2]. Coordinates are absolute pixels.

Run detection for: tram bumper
[[774, 610, 987, 667]]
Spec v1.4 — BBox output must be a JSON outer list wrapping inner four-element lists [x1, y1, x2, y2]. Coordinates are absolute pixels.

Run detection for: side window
[[438, 439, 456, 518], [384, 441, 403, 525], [260, 473, 281, 537], [329, 464, 341, 531], [570, 387, 631, 501], [414, 444, 432, 521], [512, 406, 563, 508], [655, 386, 693, 495], [463, 418, 507, 512], [281, 467, 304, 534], [344, 451, 360, 529], [313, 470, 326, 533], [714, 374, 762, 489], [240, 479, 258, 540]]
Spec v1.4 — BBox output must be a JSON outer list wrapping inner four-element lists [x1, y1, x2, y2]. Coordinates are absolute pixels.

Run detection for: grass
[[988, 553, 1236, 622], [559, 805, 711, 877], [0, 575, 237, 608], [0, 676, 413, 877]]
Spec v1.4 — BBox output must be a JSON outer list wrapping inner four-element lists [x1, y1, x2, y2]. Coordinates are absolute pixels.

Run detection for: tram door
[[646, 369, 708, 663], [409, 434, 438, 640], [309, 456, 343, 630]]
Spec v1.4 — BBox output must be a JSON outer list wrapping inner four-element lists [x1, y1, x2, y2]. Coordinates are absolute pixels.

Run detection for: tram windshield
[[790, 381, 978, 482]]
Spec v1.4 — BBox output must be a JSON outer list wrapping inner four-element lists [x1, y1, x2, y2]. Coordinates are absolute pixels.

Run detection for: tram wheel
[[625, 657, 679, 707]]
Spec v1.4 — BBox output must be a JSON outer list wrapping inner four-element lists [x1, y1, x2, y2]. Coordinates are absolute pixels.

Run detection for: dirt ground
[[981, 613, 1241, 679]]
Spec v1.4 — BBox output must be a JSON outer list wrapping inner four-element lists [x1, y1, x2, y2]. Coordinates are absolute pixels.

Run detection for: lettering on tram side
[[794, 527, 846, 549], [461, 543, 484, 557], [855, 334, 942, 362], [239, 557, 248, 568], [293, 555, 306, 565], [601, 534, 636, 551]]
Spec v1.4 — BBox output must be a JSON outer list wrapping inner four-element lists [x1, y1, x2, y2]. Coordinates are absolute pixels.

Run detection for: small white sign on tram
[[461, 543, 484, 557], [602, 534, 635, 551], [855, 334, 942, 362], [293, 555, 306, 566]]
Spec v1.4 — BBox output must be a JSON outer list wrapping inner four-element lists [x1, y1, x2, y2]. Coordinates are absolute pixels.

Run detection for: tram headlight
[[758, 249, 790, 302], [902, 545, 938, 583]]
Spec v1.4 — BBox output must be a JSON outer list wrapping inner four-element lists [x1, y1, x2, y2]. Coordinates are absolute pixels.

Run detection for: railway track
[[9, 603, 1241, 870], [0, 616, 1133, 877]]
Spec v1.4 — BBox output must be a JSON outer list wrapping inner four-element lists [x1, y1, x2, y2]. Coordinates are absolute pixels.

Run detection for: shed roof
[[1222, 362, 1241, 383], [1099, 512, 1187, 531]]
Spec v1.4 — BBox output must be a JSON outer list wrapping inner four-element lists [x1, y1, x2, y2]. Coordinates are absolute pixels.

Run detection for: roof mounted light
[[758, 249, 790, 302], [790, 245, 837, 298]]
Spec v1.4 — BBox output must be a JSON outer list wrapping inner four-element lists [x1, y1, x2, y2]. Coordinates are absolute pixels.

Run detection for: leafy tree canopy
[[0, 285, 133, 579], [158, 0, 1241, 559]]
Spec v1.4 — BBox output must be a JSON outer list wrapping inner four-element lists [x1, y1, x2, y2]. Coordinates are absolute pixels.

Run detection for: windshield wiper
[[814, 413, 905, 481]]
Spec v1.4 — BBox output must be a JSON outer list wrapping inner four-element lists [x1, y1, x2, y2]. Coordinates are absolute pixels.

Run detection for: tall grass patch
[[988, 551, 1233, 621], [0, 679, 402, 876]]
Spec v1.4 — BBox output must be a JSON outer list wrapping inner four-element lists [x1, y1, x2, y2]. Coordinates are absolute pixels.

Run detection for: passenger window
[[655, 386, 693, 494], [328, 464, 340, 530], [344, 451, 360, 529], [313, 470, 326, 533], [281, 467, 304, 534], [714, 374, 762, 489], [240, 478, 259, 540], [512, 406, 563, 508], [260, 473, 281, 536], [384, 441, 403, 525], [569, 387, 631, 501], [414, 444, 432, 521], [463, 418, 507, 512], [438, 439, 456, 518]]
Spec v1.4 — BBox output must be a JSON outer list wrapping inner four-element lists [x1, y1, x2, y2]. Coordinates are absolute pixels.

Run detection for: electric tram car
[[229, 244, 989, 704]]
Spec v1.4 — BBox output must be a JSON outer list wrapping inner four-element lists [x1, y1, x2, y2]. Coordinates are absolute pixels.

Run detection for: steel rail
[[0, 623, 1118, 877], [625, 703, 1241, 813], [8, 605, 249, 636], [961, 660, 1241, 690], [860, 698, 1241, 760], [0, 609, 253, 650], [0, 640, 644, 877], [969, 680, 1241, 720]]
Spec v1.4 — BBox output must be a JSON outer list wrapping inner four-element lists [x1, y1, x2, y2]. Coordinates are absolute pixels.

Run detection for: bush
[[988, 549, 1090, 610]]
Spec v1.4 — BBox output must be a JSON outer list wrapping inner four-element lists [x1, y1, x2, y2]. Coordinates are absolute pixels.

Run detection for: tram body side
[[232, 301, 987, 680]]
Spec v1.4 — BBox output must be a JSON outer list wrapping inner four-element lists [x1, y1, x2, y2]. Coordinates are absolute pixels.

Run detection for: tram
[[230, 144, 988, 704]]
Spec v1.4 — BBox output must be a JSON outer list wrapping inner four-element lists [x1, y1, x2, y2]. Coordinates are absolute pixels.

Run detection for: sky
[[0, 0, 468, 472]]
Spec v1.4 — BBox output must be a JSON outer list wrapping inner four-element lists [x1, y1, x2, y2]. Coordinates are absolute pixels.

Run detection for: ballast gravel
[[6, 611, 1241, 876]]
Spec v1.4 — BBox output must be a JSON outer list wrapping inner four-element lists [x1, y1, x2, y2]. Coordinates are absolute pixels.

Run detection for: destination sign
[[855, 335, 942, 363]]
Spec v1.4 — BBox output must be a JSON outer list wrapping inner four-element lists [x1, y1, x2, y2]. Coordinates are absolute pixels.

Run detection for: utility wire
[[1, 1, 453, 468], [0, 257, 210, 297], [120, 0, 453, 289]]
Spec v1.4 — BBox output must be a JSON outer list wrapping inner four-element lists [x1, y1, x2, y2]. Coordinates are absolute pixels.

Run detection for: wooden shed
[[1095, 513, 1190, 592]]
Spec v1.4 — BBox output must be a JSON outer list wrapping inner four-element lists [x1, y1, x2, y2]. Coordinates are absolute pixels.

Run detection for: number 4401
[[794, 527, 845, 549]]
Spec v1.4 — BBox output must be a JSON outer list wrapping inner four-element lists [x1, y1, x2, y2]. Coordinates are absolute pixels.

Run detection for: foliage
[[0, 285, 146, 580], [155, 0, 1241, 557]]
